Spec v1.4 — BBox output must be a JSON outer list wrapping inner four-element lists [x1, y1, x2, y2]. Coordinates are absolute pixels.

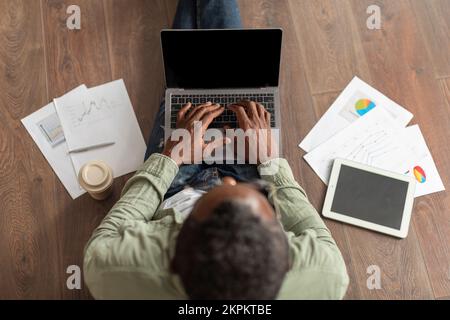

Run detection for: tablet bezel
[[322, 159, 416, 238]]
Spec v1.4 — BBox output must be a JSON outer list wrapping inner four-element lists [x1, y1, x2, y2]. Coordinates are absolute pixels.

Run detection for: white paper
[[69, 79, 147, 178], [161, 188, 206, 217], [404, 125, 445, 197], [21, 103, 86, 199], [299, 77, 413, 152], [304, 107, 418, 185], [54, 84, 114, 152]]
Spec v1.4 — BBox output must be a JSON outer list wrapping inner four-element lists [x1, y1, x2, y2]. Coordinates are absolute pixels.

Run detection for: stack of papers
[[22, 79, 146, 199], [299, 77, 444, 198]]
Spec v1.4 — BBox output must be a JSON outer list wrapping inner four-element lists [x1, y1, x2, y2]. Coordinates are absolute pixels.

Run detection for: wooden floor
[[0, 0, 449, 299]]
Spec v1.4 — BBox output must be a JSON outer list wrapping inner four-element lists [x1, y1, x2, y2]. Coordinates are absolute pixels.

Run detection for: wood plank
[[342, 225, 433, 299], [103, 0, 169, 143], [441, 78, 450, 106], [42, 0, 113, 95], [41, 0, 115, 299], [410, 0, 450, 79], [287, 0, 369, 94], [346, 0, 445, 299], [0, 0, 59, 299]]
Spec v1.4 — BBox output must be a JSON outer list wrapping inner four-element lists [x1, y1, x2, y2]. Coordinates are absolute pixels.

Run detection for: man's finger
[[257, 103, 266, 118], [202, 106, 225, 129], [193, 104, 221, 122], [188, 101, 212, 116], [236, 100, 257, 117], [229, 104, 250, 124], [187, 102, 213, 120], [178, 102, 192, 121], [248, 101, 258, 117], [265, 110, 271, 125]]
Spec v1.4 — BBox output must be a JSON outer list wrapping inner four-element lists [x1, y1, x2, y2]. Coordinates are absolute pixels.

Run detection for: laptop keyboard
[[170, 93, 276, 129]]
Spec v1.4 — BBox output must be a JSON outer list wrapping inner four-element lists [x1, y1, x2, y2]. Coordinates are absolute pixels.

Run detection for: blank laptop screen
[[161, 29, 282, 89], [331, 165, 409, 230]]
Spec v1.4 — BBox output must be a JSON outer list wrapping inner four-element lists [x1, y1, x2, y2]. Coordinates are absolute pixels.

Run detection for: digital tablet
[[322, 159, 416, 238]]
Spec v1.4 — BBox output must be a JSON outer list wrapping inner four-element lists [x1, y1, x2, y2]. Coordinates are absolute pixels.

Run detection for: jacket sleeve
[[258, 158, 349, 299], [83, 153, 180, 299]]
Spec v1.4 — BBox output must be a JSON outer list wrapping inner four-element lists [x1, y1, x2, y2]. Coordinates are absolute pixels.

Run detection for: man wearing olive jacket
[[83, 0, 349, 300]]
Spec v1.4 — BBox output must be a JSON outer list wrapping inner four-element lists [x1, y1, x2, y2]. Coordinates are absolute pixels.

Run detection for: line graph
[[304, 108, 417, 184], [77, 98, 109, 122], [68, 97, 118, 127], [343, 128, 400, 165], [53, 80, 136, 155]]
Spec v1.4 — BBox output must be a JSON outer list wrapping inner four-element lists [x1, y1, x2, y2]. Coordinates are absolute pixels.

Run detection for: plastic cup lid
[[78, 160, 113, 193]]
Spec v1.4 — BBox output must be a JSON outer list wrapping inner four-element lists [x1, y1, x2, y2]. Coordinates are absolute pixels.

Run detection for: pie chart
[[355, 99, 376, 116], [413, 166, 426, 183]]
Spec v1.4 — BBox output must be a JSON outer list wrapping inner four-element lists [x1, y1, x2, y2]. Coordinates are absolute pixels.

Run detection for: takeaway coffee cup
[[78, 160, 114, 200]]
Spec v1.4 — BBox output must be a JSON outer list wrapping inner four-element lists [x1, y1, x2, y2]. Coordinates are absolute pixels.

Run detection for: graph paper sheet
[[304, 107, 419, 185], [54, 84, 113, 152], [67, 79, 146, 177]]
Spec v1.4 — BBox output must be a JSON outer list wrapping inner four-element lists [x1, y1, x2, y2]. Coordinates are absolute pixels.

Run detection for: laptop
[[161, 29, 283, 159]]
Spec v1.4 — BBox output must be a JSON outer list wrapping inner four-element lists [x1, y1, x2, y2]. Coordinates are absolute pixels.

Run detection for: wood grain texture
[[346, 0, 448, 299], [410, 0, 450, 79], [0, 0, 449, 299], [0, 0, 58, 299], [287, 0, 358, 94], [41, 0, 116, 299], [42, 0, 113, 95], [103, 0, 169, 142], [440, 78, 450, 107], [421, 77, 450, 297]]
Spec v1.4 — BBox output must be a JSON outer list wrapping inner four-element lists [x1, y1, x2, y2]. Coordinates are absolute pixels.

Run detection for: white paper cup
[[78, 160, 114, 200]]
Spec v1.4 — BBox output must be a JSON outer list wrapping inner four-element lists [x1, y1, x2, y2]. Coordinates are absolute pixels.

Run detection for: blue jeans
[[145, 0, 259, 199]]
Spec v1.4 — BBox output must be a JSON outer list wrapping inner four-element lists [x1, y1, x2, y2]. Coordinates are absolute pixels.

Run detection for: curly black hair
[[172, 199, 289, 300]]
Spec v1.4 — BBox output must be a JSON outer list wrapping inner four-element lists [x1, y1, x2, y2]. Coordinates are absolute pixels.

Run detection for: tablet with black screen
[[322, 159, 416, 238]]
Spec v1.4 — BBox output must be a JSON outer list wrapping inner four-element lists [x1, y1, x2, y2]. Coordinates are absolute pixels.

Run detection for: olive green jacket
[[83, 154, 349, 299]]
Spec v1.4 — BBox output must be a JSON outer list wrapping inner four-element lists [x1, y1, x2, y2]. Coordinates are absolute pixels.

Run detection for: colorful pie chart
[[413, 166, 426, 183], [355, 99, 376, 116]]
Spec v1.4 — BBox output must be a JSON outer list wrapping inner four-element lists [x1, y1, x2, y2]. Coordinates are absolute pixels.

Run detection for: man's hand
[[229, 101, 278, 165], [162, 102, 226, 166]]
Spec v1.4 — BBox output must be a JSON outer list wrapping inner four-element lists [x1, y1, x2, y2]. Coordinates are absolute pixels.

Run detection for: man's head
[[172, 178, 289, 300]]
